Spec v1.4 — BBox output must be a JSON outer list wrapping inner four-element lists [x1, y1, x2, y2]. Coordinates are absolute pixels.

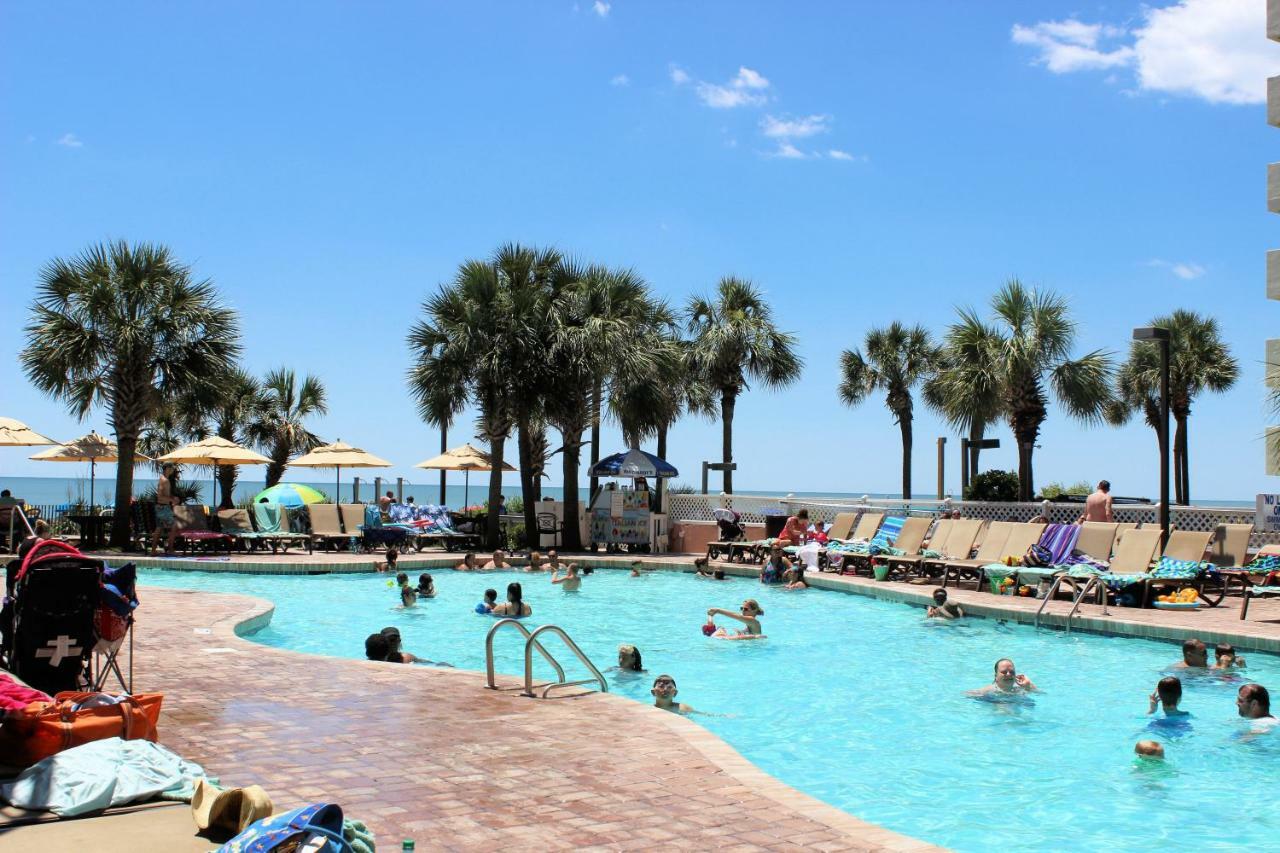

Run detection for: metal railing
[[482, 618, 607, 699], [1035, 574, 1109, 631], [485, 618, 565, 689]]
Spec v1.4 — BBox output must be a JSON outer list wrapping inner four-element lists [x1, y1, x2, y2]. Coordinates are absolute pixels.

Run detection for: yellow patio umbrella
[[289, 439, 391, 502], [158, 436, 271, 509], [0, 417, 58, 447], [415, 443, 515, 508], [30, 430, 146, 512]]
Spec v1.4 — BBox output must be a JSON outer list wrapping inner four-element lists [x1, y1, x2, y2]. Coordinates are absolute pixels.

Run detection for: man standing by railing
[[1079, 481, 1114, 523]]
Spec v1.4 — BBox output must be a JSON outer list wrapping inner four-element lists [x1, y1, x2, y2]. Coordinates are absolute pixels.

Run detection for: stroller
[[2, 540, 103, 695], [713, 508, 745, 542]]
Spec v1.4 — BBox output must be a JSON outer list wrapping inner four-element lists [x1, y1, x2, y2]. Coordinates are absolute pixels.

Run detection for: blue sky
[[1, 0, 1275, 501]]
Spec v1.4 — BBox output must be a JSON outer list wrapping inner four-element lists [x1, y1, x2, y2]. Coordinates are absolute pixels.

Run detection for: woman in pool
[[706, 599, 766, 640], [490, 581, 532, 617], [415, 573, 436, 598], [484, 550, 512, 571], [761, 543, 789, 585], [783, 562, 808, 590], [551, 563, 581, 590], [615, 644, 644, 672], [969, 658, 1039, 697]]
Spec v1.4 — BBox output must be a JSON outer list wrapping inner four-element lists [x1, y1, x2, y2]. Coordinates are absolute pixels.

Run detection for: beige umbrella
[[158, 436, 271, 508], [415, 443, 515, 508], [289, 439, 391, 502], [30, 430, 146, 512], [0, 417, 58, 447]]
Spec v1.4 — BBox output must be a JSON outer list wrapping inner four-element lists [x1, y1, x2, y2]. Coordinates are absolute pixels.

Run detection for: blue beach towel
[[870, 517, 905, 550], [220, 802, 353, 853]]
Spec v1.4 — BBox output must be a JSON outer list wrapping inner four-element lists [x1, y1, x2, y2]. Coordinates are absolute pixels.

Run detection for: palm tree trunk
[[561, 427, 584, 551], [485, 433, 506, 551], [655, 425, 668, 515], [968, 422, 984, 476], [899, 415, 913, 500], [588, 379, 602, 497], [721, 390, 736, 494], [1175, 415, 1189, 505], [438, 423, 447, 505], [1016, 437, 1035, 501], [217, 465, 237, 510], [111, 428, 140, 549], [266, 447, 287, 489], [517, 418, 539, 549]]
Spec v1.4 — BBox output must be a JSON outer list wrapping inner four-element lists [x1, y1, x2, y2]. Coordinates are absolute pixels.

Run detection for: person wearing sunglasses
[[706, 599, 766, 640]]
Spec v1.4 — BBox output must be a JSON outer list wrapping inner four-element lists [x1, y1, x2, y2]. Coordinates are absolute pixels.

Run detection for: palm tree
[[545, 264, 664, 549], [923, 310, 1005, 477], [22, 241, 241, 547], [838, 323, 940, 499], [204, 368, 265, 508], [250, 368, 328, 488], [986, 280, 1114, 500], [1110, 309, 1238, 504], [687, 277, 802, 493]]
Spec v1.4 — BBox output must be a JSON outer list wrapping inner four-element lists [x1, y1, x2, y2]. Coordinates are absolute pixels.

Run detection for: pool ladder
[[484, 619, 608, 699], [1035, 574, 1110, 632]]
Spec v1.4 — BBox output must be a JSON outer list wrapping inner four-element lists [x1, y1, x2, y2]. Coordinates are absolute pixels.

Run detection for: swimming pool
[[141, 567, 1279, 851]]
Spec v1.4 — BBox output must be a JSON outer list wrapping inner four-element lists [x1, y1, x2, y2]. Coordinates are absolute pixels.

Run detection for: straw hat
[[191, 778, 274, 837]]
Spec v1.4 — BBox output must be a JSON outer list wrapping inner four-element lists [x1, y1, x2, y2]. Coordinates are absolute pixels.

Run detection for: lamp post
[[1133, 326, 1171, 546]]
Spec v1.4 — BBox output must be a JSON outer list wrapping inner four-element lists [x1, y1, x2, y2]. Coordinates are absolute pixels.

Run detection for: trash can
[[764, 512, 787, 539]]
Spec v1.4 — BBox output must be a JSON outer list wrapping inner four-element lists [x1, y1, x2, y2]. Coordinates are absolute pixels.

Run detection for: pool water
[[141, 567, 1280, 851]]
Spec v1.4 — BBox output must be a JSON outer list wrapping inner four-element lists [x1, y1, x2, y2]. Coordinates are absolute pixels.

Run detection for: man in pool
[[969, 658, 1039, 697], [364, 632, 390, 661], [926, 587, 964, 619], [381, 626, 419, 663], [545, 550, 562, 573], [1170, 638, 1209, 670], [651, 674, 693, 713], [455, 552, 478, 571], [484, 550, 512, 570], [1236, 684, 1277, 729]]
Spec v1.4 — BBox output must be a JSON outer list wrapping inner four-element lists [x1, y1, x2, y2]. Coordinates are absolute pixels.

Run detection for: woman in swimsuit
[[707, 599, 766, 640], [761, 544, 789, 584], [490, 581, 532, 617]]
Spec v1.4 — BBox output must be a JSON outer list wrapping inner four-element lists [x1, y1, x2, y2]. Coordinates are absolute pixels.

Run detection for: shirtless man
[[1079, 480, 1114, 523], [484, 550, 512, 570], [1237, 684, 1277, 725], [454, 552, 479, 571], [1170, 638, 1209, 670], [651, 674, 694, 713], [968, 658, 1039, 697]]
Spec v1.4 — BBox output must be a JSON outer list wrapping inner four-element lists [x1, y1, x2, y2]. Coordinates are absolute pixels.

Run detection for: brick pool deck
[[10, 550, 1278, 852]]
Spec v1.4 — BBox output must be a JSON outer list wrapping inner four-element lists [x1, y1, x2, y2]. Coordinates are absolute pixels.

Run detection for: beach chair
[[825, 512, 857, 542], [172, 506, 233, 555], [1238, 549, 1280, 619], [218, 508, 267, 552], [910, 519, 984, 579], [938, 521, 1014, 587], [1209, 523, 1253, 569], [1074, 528, 1163, 605], [1139, 530, 1217, 607], [309, 504, 347, 551], [348, 502, 410, 550], [843, 512, 885, 544], [841, 516, 921, 576], [969, 523, 1047, 591], [878, 517, 935, 579], [886, 518, 952, 578], [263, 505, 313, 554]]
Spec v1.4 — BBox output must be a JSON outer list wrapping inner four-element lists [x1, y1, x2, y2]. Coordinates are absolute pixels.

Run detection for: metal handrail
[[484, 618, 564, 689], [522, 625, 608, 698], [1035, 573, 1110, 632]]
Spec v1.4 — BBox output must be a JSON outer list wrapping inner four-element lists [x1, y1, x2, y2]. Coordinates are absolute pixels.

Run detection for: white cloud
[[694, 66, 770, 109], [1146, 259, 1206, 280], [770, 142, 807, 159], [55, 133, 83, 148], [669, 64, 690, 85], [760, 114, 830, 139], [610, 74, 630, 87], [1012, 0, 1275, 105], [593, 1, 610, 17], [828, 149, 856, 161]]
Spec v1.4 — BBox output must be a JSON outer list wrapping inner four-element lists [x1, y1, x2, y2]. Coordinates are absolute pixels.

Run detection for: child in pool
[[706, 600, 766, 640], [551, 563, 582, 590], [475, 588, 498, 614], [1215, 643, 1246, 669], [926, 587, 964, 619], [396, 572, 416, 606], [374, 547, 399, 573], [1147, 676, 1191, 734], [415, 573, 436, 598], [1134, 740, 1165, 759]]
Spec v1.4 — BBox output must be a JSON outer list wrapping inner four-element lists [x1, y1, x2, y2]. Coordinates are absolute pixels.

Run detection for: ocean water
[[141, 566, 1279, 852]]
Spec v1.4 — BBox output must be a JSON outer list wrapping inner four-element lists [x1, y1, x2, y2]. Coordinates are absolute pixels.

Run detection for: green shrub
[[667, 483, 697, 494], [964, 470, 1020, 502], [1039, 480, 1091, 500]]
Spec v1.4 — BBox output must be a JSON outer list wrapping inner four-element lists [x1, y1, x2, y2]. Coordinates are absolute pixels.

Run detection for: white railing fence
[[666, 494, 1279, 548]]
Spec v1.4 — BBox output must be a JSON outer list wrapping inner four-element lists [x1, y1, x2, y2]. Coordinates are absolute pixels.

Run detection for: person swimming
[[396, 572, 416, 606], [490, 581, 532, 617], [485, 550, 512, 570], [455, 552, 478, 571], [1215, 643, 1247, 669], [381, 626, 419, 663], [1147, 676, 1191, 734], [783, 562, 808, 589], [616, 644, 644, 672], [551, 563, 581, 590], [651, 674, 694, 713], [927, 587, 964, 619], [475, 588, 498, 614], [706, 599, 765, 640], [415, 573, 436, 598], [1169, 638, 1208, 670], [1134, 740, 1165, 759], [760, 544, 788, 584], [969, 658, 1039, 700]]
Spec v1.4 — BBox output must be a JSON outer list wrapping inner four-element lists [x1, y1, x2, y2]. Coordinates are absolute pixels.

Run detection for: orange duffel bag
[[0, 691, 162, 767]]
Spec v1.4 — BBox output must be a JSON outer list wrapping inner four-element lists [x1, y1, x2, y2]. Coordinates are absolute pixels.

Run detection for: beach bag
[[1023, 543, 1052, 569], [0, 690, 163, 766], [219, 802, 353, 853]]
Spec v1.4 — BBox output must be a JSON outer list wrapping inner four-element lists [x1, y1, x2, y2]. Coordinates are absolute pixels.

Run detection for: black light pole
[[1133, 326, 1171, 546]]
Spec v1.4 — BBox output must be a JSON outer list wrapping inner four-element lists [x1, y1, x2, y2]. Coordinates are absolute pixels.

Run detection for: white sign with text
[[1256, 494, 1280, 533]]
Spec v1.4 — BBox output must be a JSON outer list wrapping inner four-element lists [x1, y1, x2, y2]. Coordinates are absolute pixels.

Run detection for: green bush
[[1039, 481, 1091, 500], [964, 470, 1021, 502], [667, 483, 697, 494], [507, 495, 524, 514]]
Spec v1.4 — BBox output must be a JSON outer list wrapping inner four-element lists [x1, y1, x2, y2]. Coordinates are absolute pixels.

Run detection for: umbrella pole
[[465, 470, 470, 509], [89, 458, 96, 515], [337, 466, 341, 503]]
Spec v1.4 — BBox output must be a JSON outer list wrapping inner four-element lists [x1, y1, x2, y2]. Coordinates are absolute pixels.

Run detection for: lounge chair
[[1068, 528, 1163, 605], [1209, 523, 1253, 569], [971, 523, 1051, 591], [843, 512, 885, 544], [309, 504, 347, 551], [1238, 548, 1280, 619], [392, 504, 481, 552], [938, 521, 1014, 587], [218, 508, 267, 552], [828, 514, 899, 573], [253, 504, 313, 554], [706, 508, 748, 560], [1137, 530, 1218, 606], [346, 502, 410, 550], [172, 506, 233, 555], [896, 519, 976, 579], [878, 517, 936, 579]]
